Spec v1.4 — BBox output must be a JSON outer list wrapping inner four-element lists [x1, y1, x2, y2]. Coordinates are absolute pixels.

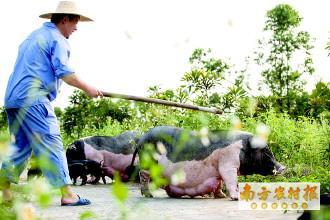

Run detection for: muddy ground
[[36, 183, 302, 220]]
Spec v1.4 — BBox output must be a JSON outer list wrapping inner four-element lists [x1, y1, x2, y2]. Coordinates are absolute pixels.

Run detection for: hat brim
[[39, 13, 93, 22]]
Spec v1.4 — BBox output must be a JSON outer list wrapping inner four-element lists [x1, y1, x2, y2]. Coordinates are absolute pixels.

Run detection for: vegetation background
[[0, 4, 329, 220]]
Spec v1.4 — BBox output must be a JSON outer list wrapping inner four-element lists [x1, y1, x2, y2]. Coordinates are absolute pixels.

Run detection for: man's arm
[[61, 73, 103, 98]]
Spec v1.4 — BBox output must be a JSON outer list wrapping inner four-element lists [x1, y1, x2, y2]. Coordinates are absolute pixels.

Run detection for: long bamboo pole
[[101, 91, 223, 115]]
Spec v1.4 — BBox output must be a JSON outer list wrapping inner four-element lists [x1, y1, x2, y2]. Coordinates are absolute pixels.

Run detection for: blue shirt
[[4, 22, 74, 108]]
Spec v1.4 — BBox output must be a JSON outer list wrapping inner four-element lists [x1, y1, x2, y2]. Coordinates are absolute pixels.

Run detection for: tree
[[181, 48, 231, 107], [54, 107, 63, 119], [182, 48, 229, 103], [61, 90, 130, 138], [309, 82, 330, 118], [61, 91, 94, 137], [256, 4, 315, 113], [147, 85, 190, 103]]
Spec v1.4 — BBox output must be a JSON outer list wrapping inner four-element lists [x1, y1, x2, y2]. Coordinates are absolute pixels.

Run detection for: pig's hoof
[[144, 193, 153, 198], [230, 196, 238, 201], [214, 191, 227, 199], [142, 192, 153, 198], [141, 189, 153, 198]]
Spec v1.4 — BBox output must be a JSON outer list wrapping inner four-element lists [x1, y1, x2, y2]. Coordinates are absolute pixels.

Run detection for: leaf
[[112, 172, 128, 203], [79, 211, 97, 220]]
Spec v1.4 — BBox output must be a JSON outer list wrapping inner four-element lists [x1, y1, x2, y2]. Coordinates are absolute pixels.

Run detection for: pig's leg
[[72, 177, 77, 185], [218, 166, 239, 200], [102, 167, 115, 179], [100, 161, 107, 184], [139, 170, 153, 198], [89, 175, 100, 184], [217, 146, 241, 200], [81, 175, 87, 186], [102, 175, 106, 184], [214, 179, 226, 198]]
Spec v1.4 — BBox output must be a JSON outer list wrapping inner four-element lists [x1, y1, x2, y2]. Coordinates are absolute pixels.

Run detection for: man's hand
[[85, 86, 103, 98], [61, 73, 103, 98]]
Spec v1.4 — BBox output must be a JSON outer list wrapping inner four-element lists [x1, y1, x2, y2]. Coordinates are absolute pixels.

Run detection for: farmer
[[0, 1, 102, 206]]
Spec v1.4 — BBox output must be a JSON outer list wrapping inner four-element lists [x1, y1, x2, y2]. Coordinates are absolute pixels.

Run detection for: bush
[[61, 90, 131, 138], [242, 111, 330, 193], [0, 107, 7, 130]]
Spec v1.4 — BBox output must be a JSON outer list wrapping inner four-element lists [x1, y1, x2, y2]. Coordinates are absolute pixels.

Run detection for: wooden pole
[[101, 91, 223, 115]]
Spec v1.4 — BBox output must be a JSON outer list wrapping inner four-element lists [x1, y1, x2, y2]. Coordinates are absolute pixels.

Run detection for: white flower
[[250, 137, 267, 149], [153, 152, 161, 161], [231, 116, 242, 131], [201, 137, 210, 147], [0, 142, 17, 161], [199, 127, 210, 147], [171, 169, 186, 186], [247, 98, 257, 115], [0, 142, 10, 160], [30, 178, 51, 198], [156, 142, 167, 155], [256, 123, 270, 141], [15, 202, 37, 220], [199, 127, 208, 136]]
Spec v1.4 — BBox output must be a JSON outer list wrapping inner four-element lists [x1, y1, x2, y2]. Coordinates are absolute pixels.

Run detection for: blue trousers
[[0, 103, 71, 188]]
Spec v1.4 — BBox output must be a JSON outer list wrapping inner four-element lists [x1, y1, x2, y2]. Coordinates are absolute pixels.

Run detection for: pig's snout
[[274, 164, 285, 175]]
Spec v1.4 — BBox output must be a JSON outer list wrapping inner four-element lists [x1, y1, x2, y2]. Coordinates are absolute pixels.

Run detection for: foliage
[[54, 107, 63, 119], [79, 211, 99, 220], [212, 73, 248, 111], [139, 144, 168, 189], [148, 85, 190, 103], [241, 111, 330, 193], [0, 205, 16, 219], [309, 81, 330, 119], [256, 4, 315, 113], [112, 172, 128, 203], [182, 48, 229, 104], [149, 48, 247, 112], [111, 173, 130, 220], [61, 90, 131, 138], [0, 107, 7, 130], [237, 81, 330, 119]]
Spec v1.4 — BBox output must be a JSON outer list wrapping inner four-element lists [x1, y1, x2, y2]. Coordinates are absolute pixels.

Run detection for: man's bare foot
[[61, 193, 79, 204], [61, 194, 91, 206], [60, 185, 91, 206]]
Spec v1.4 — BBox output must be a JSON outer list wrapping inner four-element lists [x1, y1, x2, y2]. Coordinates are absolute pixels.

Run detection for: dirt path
[[36, 183, 302, 220]]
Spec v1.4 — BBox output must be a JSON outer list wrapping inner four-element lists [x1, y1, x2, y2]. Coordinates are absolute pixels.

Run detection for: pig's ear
[[74, 140, 85, 150], [67, 143, 76, 150], [232, 140, 243, 149]]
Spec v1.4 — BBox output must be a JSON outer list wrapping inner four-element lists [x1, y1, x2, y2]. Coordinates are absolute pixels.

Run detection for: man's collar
[[43, 22, 67, 39], [43, 22, 57, 29]]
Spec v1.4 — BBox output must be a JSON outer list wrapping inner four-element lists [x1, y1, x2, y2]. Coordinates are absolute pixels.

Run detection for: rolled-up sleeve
[[51, 39, 74, 78]]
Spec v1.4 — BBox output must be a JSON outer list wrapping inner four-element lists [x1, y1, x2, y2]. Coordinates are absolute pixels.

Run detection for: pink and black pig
[[126, 126, 285, 200]]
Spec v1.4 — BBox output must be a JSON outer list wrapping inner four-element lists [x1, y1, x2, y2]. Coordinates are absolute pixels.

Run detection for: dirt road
[[36, 183, 302, 220]]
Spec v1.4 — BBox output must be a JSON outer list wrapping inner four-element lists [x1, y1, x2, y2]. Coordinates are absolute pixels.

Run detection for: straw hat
[[39, 1, 93, 22]]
